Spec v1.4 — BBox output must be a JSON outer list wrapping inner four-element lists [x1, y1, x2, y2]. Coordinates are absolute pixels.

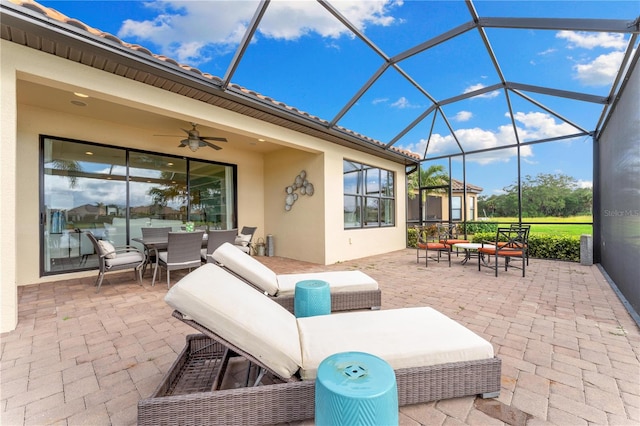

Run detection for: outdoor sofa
[[211, 242, 382, 312], [137, 264, 501, 425]]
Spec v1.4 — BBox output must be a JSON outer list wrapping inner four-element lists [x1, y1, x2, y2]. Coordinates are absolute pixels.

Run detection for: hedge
[[470, 232, 580, 262], [407, 228, 580, 262]]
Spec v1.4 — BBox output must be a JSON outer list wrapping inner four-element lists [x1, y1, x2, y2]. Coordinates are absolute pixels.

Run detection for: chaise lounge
[[137, 264, 501, 425], [212, 242, 382, 311]]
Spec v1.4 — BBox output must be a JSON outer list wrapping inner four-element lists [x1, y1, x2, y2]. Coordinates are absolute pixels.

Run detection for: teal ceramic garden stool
[[294, 280, 331, 318], [315, 351, 398, 426]]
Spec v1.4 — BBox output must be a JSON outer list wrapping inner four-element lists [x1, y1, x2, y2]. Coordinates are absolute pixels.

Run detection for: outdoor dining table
[[452, 242, 495, 265], [133, 233, 208, 277]]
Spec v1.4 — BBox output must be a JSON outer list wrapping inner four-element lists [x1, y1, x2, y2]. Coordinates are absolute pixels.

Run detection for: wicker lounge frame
[[137, 311, 501, 426], [215, 264, 382, 313]]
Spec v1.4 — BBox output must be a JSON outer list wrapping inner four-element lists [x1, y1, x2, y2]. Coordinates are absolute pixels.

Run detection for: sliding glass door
[[41, 136, 236, 276]]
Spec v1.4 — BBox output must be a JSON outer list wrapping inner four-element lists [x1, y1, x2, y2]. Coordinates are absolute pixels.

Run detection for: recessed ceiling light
[[73, 92, 89, 98], [85, 151, 93, 155], [71, 100, 87, 107], [258, 138, 266, 142], [167, 162, 174, 166]]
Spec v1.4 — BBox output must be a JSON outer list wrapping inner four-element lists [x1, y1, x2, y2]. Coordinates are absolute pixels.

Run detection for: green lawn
[[486, 216, 592, 237]]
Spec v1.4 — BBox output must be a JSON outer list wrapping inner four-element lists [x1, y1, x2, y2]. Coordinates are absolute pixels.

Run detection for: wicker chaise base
[[138, 334, 501, 426], [272, 288, 382, 312]]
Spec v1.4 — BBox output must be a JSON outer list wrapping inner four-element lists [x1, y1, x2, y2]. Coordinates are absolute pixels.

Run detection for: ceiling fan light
[[188, 138, 200, 151]]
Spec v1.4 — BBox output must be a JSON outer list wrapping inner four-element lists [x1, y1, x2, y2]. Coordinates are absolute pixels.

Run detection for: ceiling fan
[[155, 122, 227, 152]]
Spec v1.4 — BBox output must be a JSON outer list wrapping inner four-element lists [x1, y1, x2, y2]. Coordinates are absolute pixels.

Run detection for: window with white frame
[[452, 196, 462, 221]]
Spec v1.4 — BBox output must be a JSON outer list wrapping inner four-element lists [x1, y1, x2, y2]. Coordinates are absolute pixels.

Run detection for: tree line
[[478, 173, 592, 218]]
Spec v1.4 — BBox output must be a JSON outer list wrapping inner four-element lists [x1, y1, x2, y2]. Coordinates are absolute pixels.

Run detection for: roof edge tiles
[[2, 0, 421, 163]]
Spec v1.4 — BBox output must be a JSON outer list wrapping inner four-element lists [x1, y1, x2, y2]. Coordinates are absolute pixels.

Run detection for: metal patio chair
[[85, 232, 145, 292]]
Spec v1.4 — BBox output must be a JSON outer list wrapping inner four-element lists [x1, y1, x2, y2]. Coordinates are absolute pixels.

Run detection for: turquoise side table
[[315, 351, 398, 426], [294, 280, 331, 318]]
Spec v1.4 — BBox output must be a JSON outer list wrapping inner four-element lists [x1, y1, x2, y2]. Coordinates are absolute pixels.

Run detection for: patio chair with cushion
[[137, 264, 501, 425], [234, 226, 257, 254], [85, 232, 146, 293], [140, 227, 172, 275], [212, 242, 381, 312], [511, 223, 531, 265], [415, 224, 451, 267], [439, 223, 469, 257], [152, 231, 204, 288], [477, 227, 528, 277], [201, 229, 238, 263]]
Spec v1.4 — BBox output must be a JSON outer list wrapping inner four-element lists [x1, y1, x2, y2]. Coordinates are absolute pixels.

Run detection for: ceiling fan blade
[[154, 134, 183, 137], [179, 139, 189, 147], [203, 140, 223, 150], [200, 136, 227, 142]]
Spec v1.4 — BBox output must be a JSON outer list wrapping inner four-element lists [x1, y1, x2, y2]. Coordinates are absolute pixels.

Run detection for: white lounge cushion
[[212, 243, 379, 297], [297, 307, 495, 380], [212, 243, 279, 295], [276, 271, 378, 297], [164, 264, 302, 378]]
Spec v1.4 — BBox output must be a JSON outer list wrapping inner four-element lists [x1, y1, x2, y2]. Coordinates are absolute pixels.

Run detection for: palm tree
[[51, 159, 83, 188], [407, 164, 448, 199]]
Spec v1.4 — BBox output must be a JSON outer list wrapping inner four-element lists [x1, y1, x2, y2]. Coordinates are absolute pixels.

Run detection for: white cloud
[[573, 50, 625, 86], [453, 111, 472, 122], [390, 96, 420, 109], [117, 0, 402, 64], [402, 111, 579, 164], [463, 83, 500, 99], [404, 126, 531, 165], [538, 48, 557, 56], [372, 97, 389, 105], [556, 31, 627, 50], [511, 111, 577, 140], [575, 179, 593, 189]]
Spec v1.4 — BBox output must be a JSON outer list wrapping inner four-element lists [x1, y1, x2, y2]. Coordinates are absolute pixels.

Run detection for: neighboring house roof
[[1, 0, 420, 164], [68, 204, 103, 216], [451, 179, 483, 194]]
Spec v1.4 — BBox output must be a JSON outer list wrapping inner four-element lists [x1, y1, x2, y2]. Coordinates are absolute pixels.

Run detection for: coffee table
[[452, 243, 495, 265]]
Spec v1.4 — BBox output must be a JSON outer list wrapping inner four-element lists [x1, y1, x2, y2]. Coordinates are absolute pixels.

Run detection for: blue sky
[[38, 0, 639, 197]]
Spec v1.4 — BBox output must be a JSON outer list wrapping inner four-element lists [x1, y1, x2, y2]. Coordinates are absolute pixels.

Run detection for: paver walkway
[[1, 249, 639, 425]]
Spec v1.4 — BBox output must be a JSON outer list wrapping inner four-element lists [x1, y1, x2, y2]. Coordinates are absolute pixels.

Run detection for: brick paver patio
[[2, 249, 639, 425]]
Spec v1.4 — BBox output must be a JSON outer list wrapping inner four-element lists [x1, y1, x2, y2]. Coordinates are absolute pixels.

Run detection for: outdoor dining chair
[[152, 231, 204, 288], [85, 232, 146, 293], [234, 226, 257, 254], [140, 227, 172, 275], [477, 227, 528, 277], [415, 224, 451, 267], [201, 229, 237, 263], [510, 223, 531, 265]]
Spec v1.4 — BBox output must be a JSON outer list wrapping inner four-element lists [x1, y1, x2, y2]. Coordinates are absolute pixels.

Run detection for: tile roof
[[5, 0, 422, 162], [451, 178, 483, 193]]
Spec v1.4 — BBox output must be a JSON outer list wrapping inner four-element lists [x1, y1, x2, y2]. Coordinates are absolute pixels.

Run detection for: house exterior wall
[[0, 42, 19, 334], [1, 40, 408, 332], [409, 192, 480, 223]]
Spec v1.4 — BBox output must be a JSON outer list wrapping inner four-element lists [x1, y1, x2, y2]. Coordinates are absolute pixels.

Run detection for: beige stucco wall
[[0, 42, 19, 333], [1, 40, 408, 332]]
